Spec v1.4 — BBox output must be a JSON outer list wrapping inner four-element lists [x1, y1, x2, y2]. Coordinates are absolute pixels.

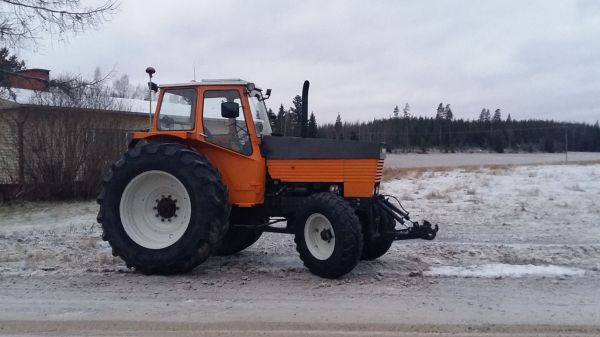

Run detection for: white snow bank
[[425, 263, 586, 278]]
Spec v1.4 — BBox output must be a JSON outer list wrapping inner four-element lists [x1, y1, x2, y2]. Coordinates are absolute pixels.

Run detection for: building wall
[[0, 107, 148, 185], [0, 110, 18, 184]]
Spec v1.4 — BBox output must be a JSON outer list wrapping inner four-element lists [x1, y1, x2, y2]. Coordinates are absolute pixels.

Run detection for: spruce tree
[[478, 108, 487, 122], [307, 112, 318, 138], [436, 103, 445, 119], [393, 105, 400, 118], [444, 104, 453, 121], [402, 103, 411, 118], [291, 95, 303, 136], [276, 104, 286, 134], [492, 109, 502, 123], [334, 113, 343, 139]]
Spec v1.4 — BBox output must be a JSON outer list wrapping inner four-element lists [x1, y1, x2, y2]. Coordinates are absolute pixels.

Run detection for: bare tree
[[29, 68, 132, 111], [0, 0, 118, 48], [131, 83, 147, 100], [21, 110, 127, 199], [111, 73, 130, 98]]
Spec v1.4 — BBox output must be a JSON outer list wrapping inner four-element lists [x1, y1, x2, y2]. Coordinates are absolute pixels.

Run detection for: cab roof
[[159, 79, 255, 88]]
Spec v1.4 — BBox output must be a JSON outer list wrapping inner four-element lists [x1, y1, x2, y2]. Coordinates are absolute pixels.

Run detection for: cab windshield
[[248, 90, 272, 136]]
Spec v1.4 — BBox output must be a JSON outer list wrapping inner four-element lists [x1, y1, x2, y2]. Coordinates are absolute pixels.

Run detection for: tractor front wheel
[[294, 193, 363, 279], [361, 204, 395, 260]]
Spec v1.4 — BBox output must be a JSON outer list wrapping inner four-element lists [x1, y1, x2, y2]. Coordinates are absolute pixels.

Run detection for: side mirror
[[147, 81, 158, 93], [260, 88, 272, 101], [221, 101, 240, 118]]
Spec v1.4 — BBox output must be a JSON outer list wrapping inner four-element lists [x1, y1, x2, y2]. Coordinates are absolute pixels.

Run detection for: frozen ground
[[385, 151, 600, 168], [1, 163, 600, 336]]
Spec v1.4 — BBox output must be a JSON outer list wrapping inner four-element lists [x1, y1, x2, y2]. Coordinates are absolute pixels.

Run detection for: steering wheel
[[160, 115, 175, 129], [228, 120, 252, 154]]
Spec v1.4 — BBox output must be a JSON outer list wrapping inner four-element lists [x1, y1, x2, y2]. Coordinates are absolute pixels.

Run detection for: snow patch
[[425, 263, 586, 278]]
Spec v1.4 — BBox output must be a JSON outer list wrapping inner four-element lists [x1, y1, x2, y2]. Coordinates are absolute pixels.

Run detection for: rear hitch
[[374, 195, 439, 241]]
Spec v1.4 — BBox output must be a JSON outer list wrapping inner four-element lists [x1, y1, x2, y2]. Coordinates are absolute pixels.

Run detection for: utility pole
[[565, 126, 568, 162]]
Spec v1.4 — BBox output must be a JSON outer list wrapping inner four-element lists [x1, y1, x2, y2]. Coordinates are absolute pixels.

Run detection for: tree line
[[313, 104, 600, 153], [269, 95, 318, 138]]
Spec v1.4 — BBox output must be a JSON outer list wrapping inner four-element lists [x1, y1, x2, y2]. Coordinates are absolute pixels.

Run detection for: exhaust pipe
[[301, 80, 309, 138]]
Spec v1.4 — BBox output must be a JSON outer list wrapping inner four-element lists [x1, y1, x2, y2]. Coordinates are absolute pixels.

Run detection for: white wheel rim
[[304, 213, 335, 260], [119, 170, 192, 249]]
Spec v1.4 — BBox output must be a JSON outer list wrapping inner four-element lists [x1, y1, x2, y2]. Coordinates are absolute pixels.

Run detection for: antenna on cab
[[145, 67, 157, 129]]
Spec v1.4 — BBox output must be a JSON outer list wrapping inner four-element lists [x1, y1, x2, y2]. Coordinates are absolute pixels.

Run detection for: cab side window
[[202, 90, 252, 155], [158, 88, 196, 131]]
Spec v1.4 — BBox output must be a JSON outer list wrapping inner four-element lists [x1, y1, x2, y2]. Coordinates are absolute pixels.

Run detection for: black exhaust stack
[[301, 80, 310, 138]]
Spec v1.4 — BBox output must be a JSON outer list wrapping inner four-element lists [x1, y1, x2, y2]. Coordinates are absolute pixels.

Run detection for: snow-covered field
[[1, 162, 599, 332], [385, 151, 600, 168], [2, 163, 598, 277]]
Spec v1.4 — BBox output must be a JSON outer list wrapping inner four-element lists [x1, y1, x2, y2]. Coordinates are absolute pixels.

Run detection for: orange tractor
[[97, 68, 438, 279]]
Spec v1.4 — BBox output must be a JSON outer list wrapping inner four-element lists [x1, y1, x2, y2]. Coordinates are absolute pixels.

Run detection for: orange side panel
[[267, 159, 381, 198], [200, 143, 266, 207]]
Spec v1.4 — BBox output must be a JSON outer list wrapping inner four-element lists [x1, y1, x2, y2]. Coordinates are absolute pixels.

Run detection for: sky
[[20, 0, 600, 124]]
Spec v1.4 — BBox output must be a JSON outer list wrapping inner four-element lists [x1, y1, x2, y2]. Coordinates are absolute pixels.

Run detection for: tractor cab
[[148, 79, 271, 153], [132, 80, 276, 207]]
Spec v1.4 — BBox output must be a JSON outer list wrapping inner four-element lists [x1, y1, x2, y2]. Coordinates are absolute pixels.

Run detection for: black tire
[[97, 143, 230, 274], [294, 192, 363, 279], [215, 227, 263, 256], [361, 204, 395, 261]]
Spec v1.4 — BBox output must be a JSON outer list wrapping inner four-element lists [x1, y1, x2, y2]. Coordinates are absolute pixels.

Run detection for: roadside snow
[[384, 152, 600, 169], [0, 163, 599, 279], [425, 263, 586, 278]]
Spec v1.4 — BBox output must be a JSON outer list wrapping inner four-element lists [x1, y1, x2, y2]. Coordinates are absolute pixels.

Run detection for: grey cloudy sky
[[21, 0, 600, 123]]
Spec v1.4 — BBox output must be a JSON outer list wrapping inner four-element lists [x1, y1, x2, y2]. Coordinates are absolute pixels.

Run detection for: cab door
[[196, 86, 266, 207]]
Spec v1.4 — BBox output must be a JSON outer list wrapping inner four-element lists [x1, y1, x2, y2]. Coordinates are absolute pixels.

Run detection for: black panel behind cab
[[260, 136, 384, 160]]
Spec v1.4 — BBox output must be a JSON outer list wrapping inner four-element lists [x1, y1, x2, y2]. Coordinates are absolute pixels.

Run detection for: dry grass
[[425, 191, 445, 200], [382, 165, 512, 181], [381, 159, 600, 182], [567, 184, 585, 192], [0, 254, 21, 263], [78, 237, 97, 249]]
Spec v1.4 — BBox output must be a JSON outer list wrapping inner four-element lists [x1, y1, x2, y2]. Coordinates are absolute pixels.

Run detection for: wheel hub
[[304, 213, 336, 260], [119, 170, 192, 250], [154, 195, 178, 221], [320, 229, 333, 243]]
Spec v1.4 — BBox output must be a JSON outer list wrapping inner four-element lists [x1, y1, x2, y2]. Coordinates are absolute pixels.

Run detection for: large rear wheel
[[294, 193, 363, 279], [97, 143, 230, 274], [216, 228, 263, 256]]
